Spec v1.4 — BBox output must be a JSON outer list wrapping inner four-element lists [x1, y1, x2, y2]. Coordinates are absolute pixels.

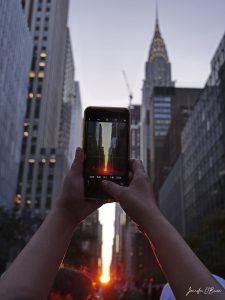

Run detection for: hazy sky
[[68, 0, 225, 279], [99, 122, 112, 170], [69, 0, 225, 109]]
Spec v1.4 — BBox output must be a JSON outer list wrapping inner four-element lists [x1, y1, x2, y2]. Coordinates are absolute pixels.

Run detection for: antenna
[[122, 71, 133, 107], [156, 0, 159, 21]]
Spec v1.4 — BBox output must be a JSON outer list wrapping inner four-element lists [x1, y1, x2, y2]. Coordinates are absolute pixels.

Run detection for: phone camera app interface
[[86, 117, 128, 184]]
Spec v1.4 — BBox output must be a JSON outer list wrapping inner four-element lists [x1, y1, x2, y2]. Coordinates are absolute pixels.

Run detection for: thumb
[[101, 180, 125, 201], [71, 147, 84, 174]]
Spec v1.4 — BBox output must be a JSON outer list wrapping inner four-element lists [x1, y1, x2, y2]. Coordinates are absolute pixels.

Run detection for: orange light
[[100, 274, 110, 285]]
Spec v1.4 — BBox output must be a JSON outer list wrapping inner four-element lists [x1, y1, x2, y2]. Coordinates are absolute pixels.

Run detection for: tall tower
[[16, 0, 72, 214], [141, 9, 173, 175], [0, 1, 32, 208]]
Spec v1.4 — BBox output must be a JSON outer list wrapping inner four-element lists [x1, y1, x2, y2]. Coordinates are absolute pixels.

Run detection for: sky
[[99, 122, 112, 170], [68, 0, 225, 279]]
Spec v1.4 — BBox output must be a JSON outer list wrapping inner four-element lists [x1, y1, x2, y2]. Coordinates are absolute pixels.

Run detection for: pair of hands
[[57, 147, 160, 229]]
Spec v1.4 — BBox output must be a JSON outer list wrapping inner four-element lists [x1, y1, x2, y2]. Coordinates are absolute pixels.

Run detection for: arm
[[0, 148, 102, 300], [102, 159, 225, 299]]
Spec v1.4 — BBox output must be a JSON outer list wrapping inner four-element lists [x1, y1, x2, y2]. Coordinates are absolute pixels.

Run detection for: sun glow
[[100, 274, 110, 284], [99, 203, 115, 288]]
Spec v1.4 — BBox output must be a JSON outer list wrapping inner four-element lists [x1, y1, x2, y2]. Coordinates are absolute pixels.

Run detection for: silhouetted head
[[48, 267, 98, 300]]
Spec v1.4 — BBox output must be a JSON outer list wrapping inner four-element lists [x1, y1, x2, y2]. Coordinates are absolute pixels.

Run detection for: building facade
[[16, 0, 70, 214], [68, 81, 82, 166], [154, 87, 201, 191], [0, 0, 32, 208], [58, 28, 75, 162], [130, 105, 141, 159], [159, 155, 185, 236], [111, 203, 126, 282], [182, 34, 225, 273]]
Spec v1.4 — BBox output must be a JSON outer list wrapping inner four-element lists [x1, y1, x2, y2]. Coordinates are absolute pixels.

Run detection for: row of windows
[[37, 6, 51, 13], [154, 102, 171, 108], [154, 113, 171, 119], [155, 96, 171, 103], [35, 25, 48, 31], [36, 16, 49, 22], [154, 108, 171, 114]]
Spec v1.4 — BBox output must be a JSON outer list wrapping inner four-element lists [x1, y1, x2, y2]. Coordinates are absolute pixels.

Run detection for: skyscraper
[[16, 0, 71, 213], [141, 12, 173, 176], [181, 34, 225, 272], [154, 86, 201, 191], [58, 28, 75, 162], [0, 1, 32, 208], [68, 81, 82, 166]]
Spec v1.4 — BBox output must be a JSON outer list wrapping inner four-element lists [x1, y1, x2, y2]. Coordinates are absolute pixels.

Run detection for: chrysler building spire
[[148, 3, 169, 63]]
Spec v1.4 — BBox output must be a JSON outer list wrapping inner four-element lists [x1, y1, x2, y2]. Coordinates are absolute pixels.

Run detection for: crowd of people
[[102, 279, 163, 300]]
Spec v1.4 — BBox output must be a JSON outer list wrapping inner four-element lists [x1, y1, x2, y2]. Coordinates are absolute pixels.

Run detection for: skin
[[0, 148, 224, 299]]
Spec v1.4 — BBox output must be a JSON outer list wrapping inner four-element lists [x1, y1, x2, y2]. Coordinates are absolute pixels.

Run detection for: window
[[46, 196, 52, 209], [39, 62, 45, 67], [40, 52, 47, 58], [35, 104, 40, 119], [37, 85, 42, 93], [35, 197, 40, 209], [48, 174, 53, 180], [50, 149, 56, 155], [29, 71, 36, 78], [27, 164, 34, 180], [38, 71, 45, 78], [31, 145, 36, 155]]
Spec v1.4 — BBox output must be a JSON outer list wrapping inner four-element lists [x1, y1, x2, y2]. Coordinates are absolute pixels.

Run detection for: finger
[[101, 180, 125, 201], [86, 199, 104, 211], [71, 147, 84, 174], [129, 159, 145, 173]]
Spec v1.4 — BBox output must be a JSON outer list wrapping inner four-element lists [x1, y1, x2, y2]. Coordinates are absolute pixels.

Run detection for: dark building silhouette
[[86, 123, 105, 174], [154, 87, 202, 191], [107, 123, 127, 175]]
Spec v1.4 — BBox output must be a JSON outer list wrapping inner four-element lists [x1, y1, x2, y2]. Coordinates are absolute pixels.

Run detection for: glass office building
[[0, 1, 32, 208], [182, 34, 225, 271]]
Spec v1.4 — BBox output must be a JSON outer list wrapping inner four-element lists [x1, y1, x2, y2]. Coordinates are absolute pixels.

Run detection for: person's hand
[[56, 147, 103, 225], [101, 159, 162, 230]]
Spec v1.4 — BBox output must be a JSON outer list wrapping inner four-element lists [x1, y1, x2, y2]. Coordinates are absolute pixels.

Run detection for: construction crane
[[122, 71, 133, 107]]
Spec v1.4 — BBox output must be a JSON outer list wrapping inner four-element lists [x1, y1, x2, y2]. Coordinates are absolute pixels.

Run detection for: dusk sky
[[68, 0, 225, 280], [69, 0, 225, 109], [99, 122, 112, 171]]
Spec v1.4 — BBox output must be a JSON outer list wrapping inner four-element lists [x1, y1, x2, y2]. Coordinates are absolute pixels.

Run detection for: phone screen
[[84, 107, 130, 200]]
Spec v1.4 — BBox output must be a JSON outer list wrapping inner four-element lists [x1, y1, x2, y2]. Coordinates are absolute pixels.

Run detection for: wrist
[[140, 207, 165, 233], [52, 202, 79, 230]]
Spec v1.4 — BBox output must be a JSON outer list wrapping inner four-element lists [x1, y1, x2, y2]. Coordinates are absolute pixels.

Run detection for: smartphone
[[83, 106, 130, 201]]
